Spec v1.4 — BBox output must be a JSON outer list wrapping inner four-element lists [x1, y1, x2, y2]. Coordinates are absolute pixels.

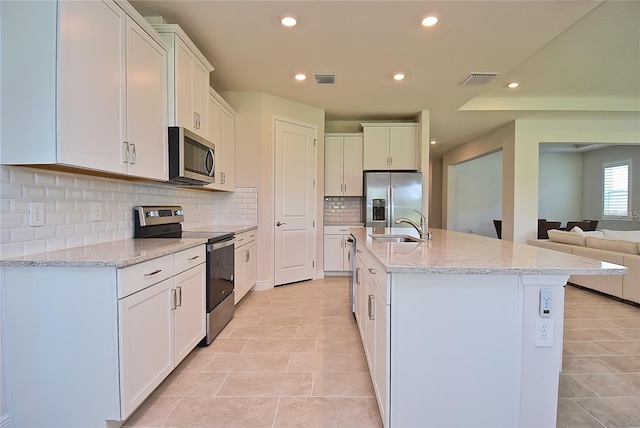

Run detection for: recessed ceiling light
[[393, 73, 405, 81], [281, 16, 297, 27], [421, 16, 438, 27], [294, 73, 306, 81], [430, 140, 437, 145], [507, 82, 520, 89]]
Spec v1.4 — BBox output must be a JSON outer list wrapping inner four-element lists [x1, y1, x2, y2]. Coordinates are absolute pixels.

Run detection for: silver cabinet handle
[[171, 289, 177, 310], [130, 143, 136, 164], [356, 249, 362, 254], [347, 251, 350, 263], [176, 286, 182, 307], [245, 250, 250, 263], [187, 255, 200, 261], [368, 268, 376, 275], [144, 269, 162, 277], [276, 222, 286, 226], [123, 142, 130, 164], [368, 295, 374, 320], [355, 267, 360, 285]]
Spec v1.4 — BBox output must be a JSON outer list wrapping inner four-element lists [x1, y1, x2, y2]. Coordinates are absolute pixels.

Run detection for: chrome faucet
[[395, 210, 430, 240]]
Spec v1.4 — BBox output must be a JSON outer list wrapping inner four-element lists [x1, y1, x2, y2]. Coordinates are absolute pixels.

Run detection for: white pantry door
[[274, 119, 316, 286]]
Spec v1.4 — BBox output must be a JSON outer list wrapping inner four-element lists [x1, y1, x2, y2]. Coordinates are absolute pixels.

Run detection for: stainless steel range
[[134, 206, 235, 345]]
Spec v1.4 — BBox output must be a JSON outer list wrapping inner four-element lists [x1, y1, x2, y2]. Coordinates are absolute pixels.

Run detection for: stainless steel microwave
[[168, 127, 215, 185]]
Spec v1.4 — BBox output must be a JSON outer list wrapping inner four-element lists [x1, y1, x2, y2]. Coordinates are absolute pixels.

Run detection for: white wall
[[222, 92, 325, 290], [448, 151, 502, 238], [582, 145, 640, 230], [538, 151, 583, 224]]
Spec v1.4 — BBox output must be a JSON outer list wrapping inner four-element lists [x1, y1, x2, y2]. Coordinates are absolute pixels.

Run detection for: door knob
[[276, 221, 286, 226]]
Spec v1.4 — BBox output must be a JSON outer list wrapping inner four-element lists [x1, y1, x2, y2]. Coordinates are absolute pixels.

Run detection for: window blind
[[603, 161, 630, 218]]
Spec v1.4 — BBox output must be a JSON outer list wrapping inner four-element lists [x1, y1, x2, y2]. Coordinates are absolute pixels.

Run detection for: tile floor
[[124, 278, 640, 428]]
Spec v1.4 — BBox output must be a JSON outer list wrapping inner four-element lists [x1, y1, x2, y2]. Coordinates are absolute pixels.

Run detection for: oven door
[[207, 237, 235, 311]]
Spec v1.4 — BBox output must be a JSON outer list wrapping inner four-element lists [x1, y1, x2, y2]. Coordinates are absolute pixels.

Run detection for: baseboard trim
[[252, 278, 274, 292], [314, 269, 325, 280], [1, 412, 12, 428]]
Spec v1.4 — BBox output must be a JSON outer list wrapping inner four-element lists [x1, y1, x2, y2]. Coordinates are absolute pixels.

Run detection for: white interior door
[[274, 119, 316, 286]]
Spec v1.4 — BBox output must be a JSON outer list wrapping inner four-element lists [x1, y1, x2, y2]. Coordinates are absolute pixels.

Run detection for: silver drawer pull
[[187, 255, 200, 261], [144, 269, 162, 277], [368, 268, 376, 275]]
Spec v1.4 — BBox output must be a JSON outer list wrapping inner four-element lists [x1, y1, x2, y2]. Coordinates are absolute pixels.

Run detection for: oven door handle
[[207, 238, 236, 251]]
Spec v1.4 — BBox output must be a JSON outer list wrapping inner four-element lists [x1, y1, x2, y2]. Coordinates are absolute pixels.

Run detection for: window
[[603, 160, 631, 218]]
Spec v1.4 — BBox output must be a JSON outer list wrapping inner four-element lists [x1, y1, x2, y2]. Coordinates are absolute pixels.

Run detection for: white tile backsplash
[[324, 196, 363, 223], [0, 166, 257, 259]]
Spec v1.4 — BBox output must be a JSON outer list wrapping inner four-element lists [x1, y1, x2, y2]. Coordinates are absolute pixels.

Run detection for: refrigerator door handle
[[389, 186, 394, 227]]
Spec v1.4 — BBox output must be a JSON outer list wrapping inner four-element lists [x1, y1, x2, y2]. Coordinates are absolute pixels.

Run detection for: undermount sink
[[369, 234, 422, 243]]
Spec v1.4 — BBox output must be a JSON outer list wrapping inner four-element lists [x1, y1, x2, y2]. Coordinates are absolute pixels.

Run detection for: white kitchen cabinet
[[323, 225, 353, 274], [3, 245, 206, 426], [234, 229, 258, 304], [325, 133, 363, 196], [361, 123, 418, 170], [154, 24, 214, 140], [205, 88, 236, 191], [1, 0, 169, 181]]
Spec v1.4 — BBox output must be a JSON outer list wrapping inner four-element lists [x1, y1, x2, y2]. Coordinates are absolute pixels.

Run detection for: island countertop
[[0, 238, 208, 268], [350, 227, 627, 276]]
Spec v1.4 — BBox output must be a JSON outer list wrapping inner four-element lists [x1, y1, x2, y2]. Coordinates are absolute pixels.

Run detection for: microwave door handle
[[205, 148, 215, 177]]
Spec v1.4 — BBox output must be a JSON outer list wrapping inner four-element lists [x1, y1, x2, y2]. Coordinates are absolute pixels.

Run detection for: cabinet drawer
[[118, 254, 174, 298], [235, 229, 256, 248], [324, 225, 352, 235], [174, 245, 205, 274], [356, 247, 388, 303]]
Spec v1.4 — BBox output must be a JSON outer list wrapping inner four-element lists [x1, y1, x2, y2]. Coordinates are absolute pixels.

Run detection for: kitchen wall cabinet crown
[[152, 24, 214, 140], [206, 87, 236, 191], [0, 0, 169, 181], [325, 133, 363, 196], [361, 123, 418, 171]]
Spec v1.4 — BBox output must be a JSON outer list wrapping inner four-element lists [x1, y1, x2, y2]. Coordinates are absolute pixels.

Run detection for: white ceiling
[[130, 0, 640, 156]]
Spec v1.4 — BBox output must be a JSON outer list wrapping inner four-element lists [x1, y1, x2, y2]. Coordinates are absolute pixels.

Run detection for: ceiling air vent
[[313, 73, 336, 85], [461, 72, 499, 86]]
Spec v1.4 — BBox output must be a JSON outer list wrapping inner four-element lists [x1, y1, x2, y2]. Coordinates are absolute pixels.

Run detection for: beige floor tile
[[316, 338, 365, 353], [607, 328, 640, 340], [162, 396, 278, 427], [226, 315, 263, 327], [595, 355, 640, 373], [317, 315, 358, 326], [562, 356, 620, 374], [312, 372, 375, 397], [233, 306, 250, 316], [258, 315, 319, 327], [607, 317, 640, 328], [267, 298, 308, 307], [562, 341, 612, 356], [288, 353, 369, 373], [593, 340, 640, 355], [203, 353, 290, 373], [563, 319, 620, 330], [556, 399, 605, 428], [236, 298, 273, 308], [564, 310, 580, 319], [571, 310, 637, 320], [152, 372, 227, 398], [274, 397, 382, 428], [217, 373, 313, 397], [242, 338, 317, 353], [301, 305, 353, 316], [173, 353, 213, 373], [558, 375, 598, 398], [122, 395, 181, 427], [573, 396, 640, 427], [245, 307, 303, 316], [296, 325, 361, 339], [215, 322, 237, 339], [572, 373, 640, 397], [194, 339, 247, 354], [563, 329, 628, 341], [229, 326, 298, 339]]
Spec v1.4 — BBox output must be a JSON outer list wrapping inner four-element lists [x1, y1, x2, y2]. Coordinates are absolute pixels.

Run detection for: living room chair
[[565, 221, 592, 231], [583, 220, 599, 231], [538, 219, 561, 239]]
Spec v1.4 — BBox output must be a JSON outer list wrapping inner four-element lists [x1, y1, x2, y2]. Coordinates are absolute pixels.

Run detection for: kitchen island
[[349, 227, 625, 428]]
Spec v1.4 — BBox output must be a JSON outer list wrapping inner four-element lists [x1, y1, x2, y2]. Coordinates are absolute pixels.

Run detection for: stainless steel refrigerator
[[363, 171, 423, 228]]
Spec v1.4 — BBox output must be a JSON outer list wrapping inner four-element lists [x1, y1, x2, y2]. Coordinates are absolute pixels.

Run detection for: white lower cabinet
[[323, 226, 353, 274], [2, 245, 206, 427], [234, 229, 258, 304]]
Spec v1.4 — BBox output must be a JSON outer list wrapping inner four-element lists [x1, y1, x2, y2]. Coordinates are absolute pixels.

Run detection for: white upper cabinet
[[0, 0, 169, 181], [325, 133, 363, 196], [153, 24, 214, 140], [205, 87, 236, 191], [362, 123, 418, 171]]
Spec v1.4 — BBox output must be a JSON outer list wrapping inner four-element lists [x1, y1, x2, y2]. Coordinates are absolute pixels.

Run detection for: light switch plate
[[29, 202, 44, 226]]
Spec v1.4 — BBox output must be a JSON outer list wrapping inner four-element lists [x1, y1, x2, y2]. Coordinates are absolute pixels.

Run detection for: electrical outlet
[[29, 202, 44, 226], [91, 202, 102, 221], [534, 318, 554, 347]]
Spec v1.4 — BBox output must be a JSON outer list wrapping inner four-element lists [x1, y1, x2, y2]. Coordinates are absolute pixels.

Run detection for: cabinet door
[[325, 136, 344, 196], [324, 234, 345, 271], [208, 94, 221, 146], [119, 278, 174, 419], [355, 252, 367, 340], [364, 275, 376, 374], [363, 127, 390, 170], [58, 0, 126, 174], [234, 246, 246, 304], [245, 240, 258, 292], [125, 17, 168, 181], [343, 136, 363, 196], [175, 39, 194, 130], [174, 263, 206, 365], [220, 107, 235, 190], [373, 287, 388, 423], [389, 126, 417, 170], [192, 60, 210, 138]]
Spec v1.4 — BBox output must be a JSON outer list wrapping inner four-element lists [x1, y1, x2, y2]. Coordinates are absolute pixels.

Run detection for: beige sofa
[[528, 229, 640, 304]]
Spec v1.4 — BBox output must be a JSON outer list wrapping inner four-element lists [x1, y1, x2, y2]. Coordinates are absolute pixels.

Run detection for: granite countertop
[[0, 238, 207, 268], [350, 227, 628, 276], [184, 224, 257, 234], [324, 222, 364, 226]]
